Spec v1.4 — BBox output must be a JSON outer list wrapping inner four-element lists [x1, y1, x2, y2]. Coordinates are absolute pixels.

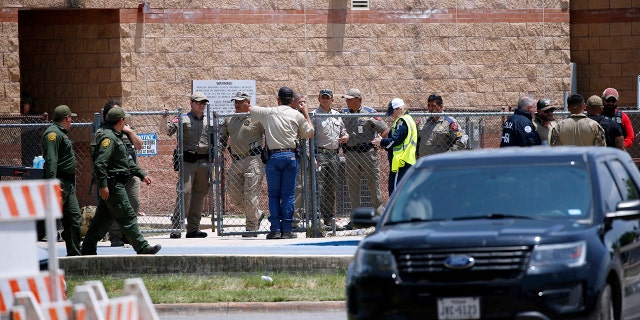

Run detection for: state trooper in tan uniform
[[551, 94, 606, 147], [162, 92, 212, 239], [417, 94, 466, 158], [219, 91, 265, 237], [341, 89, 389, 224]]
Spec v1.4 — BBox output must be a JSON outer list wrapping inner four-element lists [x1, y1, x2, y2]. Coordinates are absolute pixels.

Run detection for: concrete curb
[[155, 301, 346, 315], [59, 255, 352, 276]]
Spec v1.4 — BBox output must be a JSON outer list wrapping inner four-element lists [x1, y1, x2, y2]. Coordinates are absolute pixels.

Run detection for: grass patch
[[65, 272, 346, 304]]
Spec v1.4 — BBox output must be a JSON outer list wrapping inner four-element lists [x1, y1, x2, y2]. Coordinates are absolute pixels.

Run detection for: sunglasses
[[542, 108, 556, 113], [192, 100, 207, 105]]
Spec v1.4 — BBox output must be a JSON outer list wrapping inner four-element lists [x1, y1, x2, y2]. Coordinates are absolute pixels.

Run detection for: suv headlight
[[354, 248, 398, 275], [528, 241, 586, 272]]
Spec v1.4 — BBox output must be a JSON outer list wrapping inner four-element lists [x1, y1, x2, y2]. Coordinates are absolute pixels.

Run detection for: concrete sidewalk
[[46, 230, 362, 275]]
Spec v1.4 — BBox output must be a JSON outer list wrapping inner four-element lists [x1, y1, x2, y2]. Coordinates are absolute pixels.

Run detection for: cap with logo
[[536, 98, 554, 111], [278, 86, 294, 99], [319, 89, 333, 98], [106, 107, 130, 121], [386, 98, 405, 116], [190, 92, 209, 102], [602, 88, 619, 101], [587, 95, 604, 108], [342, 88, 362, 99], [53, 105, 77, 121], [230, 91, 251, 101]]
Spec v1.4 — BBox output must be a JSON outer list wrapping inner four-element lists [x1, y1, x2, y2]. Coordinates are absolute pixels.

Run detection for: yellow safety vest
[[391, 114, 417, 172]]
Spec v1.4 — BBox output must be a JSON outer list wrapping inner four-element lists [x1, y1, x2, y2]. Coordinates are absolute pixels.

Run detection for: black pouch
[[183, 150, 198, 163], [172, 149, 180, 171], [260, 146, 269, 164]]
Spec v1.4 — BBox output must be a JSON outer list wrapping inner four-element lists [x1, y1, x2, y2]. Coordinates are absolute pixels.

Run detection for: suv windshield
[[386, 162, 592, 223]]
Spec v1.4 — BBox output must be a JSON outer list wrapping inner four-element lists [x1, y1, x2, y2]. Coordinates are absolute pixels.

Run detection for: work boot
[[185, 230, 207, 238], [266, 231, 281, 239], [281, 232, 297, 239], [138, 244, 161, 255], [110, 239, 125, 247]]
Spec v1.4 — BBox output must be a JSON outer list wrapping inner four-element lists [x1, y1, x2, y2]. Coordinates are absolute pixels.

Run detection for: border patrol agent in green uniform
[[94, 100, 144, 247], [81, 108, 161, 255], [42, 105, 82, 256]]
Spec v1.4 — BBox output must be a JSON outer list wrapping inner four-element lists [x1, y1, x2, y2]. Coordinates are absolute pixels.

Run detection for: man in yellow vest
[[372, 98, 417, 196]]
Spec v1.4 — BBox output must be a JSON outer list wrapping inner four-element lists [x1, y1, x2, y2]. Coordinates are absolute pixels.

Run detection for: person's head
[[105, 107, 129, 131], [386, 98, 406, 119], [566, 94, 585, 114], [602, 87, 618, 115], [291, 92, 306, 110], [536, 98, 556, 121], [190, 92, 209, 117], [318, 89, 334, 110], [230, 91, 251, 113], [277, 86, 294, 106], [20, 93, 36, 115], [586, 95, 604, 115], [427, 94, 444, 113], [53, 105, 76, 130], [102, 100, 120, 123], [517, 95, 536, 116], [342, 88, 362, 111]]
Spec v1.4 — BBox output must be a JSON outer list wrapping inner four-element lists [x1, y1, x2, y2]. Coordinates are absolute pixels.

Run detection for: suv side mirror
[[351, 207, 379, 229], [606, 199, 640, 221]]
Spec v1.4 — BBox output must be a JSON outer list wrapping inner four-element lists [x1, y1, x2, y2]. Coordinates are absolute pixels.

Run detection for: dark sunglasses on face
[[542, 108, 556, 113]]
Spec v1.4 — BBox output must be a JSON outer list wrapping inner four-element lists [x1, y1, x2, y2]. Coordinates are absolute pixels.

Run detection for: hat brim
[[538, 106, 555, 111], [343, 95, 359, 99], [230, 98, 249, 101], [320, 94, 333, 98], [603, 95, 618, 101]]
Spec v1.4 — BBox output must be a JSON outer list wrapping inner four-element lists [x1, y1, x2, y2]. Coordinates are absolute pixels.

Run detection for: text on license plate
[[437, 297, 480, 320]]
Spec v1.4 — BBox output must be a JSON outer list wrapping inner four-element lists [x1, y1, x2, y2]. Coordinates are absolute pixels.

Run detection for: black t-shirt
[[588, 114, 623, 148]]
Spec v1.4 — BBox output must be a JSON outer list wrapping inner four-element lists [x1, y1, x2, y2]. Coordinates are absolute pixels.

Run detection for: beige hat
[[190, 92, 209, 102]]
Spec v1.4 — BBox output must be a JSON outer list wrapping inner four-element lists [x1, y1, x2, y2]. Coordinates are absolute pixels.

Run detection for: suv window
[[608, 160, 640, 200], [598, 163, 622, 212], [387, 163, 591, 223]]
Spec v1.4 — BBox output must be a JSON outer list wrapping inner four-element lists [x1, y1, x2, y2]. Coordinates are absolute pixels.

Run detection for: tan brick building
[[0, 0, 637, 117]]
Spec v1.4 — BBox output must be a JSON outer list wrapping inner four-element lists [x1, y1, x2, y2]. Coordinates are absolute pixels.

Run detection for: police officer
[[532, 98, 558, 145], [42, 105, 82, 256], [220, 91, 265, 237], [163, 92, 212, 239], [341, 89, 389, 223], [416, 94, 466, 157], [312, 89, 349, 230], [249, 86, 314, 240], [95, 100, 144, 247], [373, 98, 417, 195], [500, 95, 541, 147], [81, 107, 160, 255]]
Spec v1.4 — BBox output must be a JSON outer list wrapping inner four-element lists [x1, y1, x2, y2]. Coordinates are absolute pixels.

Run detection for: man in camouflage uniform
[[550, 94, 606, 147], [341, 89, 389, 223], [219, 91, 265, 237], [94, 100, 144, 247], [81, 107, 161, 255], [532, 98, 558, 145], [162, 92, 212, 239], [42, 105, 82, 256], [417, 94, 466, 158]]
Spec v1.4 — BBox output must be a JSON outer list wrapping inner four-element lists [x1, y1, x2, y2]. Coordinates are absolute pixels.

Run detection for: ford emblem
[[444, 255, 475, 270]]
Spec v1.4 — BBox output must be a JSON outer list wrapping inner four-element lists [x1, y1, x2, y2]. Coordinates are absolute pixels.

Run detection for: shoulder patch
[[101, 138, 111, 148], [449, 121, 459, 131], [47, 132, 57, 141]]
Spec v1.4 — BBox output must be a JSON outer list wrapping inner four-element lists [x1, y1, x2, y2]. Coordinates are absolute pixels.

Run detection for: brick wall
[[571, 0, 640, 108], [1, 1, 573, 116]]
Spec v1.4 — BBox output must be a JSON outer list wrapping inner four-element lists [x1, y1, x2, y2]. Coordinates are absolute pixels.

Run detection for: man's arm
[[621, 113, 635, 149], [123, 124, 143, 150]]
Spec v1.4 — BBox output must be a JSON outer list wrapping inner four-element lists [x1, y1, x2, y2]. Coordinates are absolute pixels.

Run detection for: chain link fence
[[4, 107, 640, 239]]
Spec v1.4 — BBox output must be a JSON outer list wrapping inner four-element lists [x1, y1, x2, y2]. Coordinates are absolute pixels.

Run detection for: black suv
[[347, 147, 640, 320]]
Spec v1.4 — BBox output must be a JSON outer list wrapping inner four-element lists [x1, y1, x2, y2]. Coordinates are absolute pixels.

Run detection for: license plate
[[437, 297, 480, 320]]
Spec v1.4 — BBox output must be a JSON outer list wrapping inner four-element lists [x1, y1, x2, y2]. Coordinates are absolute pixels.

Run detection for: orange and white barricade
[[0, 180, 160, 320]]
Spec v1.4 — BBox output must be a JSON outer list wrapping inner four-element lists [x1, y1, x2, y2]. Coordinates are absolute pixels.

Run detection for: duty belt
[[269, 148, 296, 155], [342, 143, 374, 153]]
